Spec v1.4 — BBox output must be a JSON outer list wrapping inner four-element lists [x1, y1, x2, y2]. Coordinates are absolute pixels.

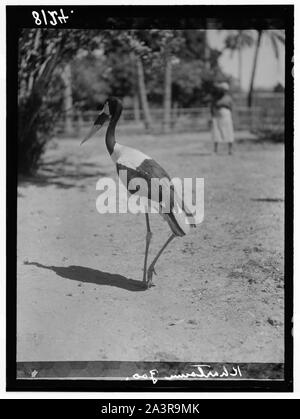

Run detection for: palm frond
[[271, 29, 285, 44], [270, 35, 280, 59]]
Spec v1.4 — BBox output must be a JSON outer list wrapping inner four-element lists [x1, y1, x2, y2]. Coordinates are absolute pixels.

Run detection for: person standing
[[211, 82, 234, 155]]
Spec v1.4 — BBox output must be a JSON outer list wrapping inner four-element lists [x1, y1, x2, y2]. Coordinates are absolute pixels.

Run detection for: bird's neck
[[105, 109, 121, 155]]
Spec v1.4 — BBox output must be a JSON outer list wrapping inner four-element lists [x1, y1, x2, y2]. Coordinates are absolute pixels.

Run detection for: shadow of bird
[[24, 261, 147, 292]]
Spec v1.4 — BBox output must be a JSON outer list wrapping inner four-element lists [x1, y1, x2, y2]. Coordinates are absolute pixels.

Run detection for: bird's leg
[[143, 213, 152, 284], [147, 233, 176, 287]]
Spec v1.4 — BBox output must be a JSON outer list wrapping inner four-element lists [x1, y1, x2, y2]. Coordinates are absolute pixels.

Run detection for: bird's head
[[80, 97, 122, 145]]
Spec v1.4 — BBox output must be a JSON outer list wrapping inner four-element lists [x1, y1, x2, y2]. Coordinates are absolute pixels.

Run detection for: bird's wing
[[116, 151, 196, 236], [116, 158, 173, 206]]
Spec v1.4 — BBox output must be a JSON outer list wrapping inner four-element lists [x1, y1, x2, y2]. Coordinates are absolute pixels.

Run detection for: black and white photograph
[[6, 4, 293, 392]]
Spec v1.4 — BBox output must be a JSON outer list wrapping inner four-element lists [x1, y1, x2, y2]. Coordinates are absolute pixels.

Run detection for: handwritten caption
[[127, 364, 242, 384], [32, 9, 73, 26]]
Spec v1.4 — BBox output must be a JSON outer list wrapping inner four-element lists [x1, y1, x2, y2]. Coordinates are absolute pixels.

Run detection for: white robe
[[212, 108, 234, 144]]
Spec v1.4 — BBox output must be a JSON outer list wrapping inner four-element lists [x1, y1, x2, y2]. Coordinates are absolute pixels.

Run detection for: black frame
[[7, 4, 294, 392]]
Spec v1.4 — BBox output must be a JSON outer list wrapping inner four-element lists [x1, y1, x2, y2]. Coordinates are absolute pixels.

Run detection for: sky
[[207, 30, 285, 91]]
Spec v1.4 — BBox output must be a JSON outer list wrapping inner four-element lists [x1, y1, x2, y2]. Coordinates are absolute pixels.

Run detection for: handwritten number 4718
[[32, 9, 71, 26]]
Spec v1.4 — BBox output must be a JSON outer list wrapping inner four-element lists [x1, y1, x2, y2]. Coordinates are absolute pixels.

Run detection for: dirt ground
[[17, 131, 284, 363]]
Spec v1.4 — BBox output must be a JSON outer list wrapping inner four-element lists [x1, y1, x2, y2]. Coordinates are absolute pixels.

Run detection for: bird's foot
[[146, 265, 157, 288]]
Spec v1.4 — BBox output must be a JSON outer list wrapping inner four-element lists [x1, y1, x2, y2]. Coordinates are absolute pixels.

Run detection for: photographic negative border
[[6, 4, 294, 392]]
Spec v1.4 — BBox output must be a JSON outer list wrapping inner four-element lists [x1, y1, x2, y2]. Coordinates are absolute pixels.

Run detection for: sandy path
[[17, 132, 284, 362]]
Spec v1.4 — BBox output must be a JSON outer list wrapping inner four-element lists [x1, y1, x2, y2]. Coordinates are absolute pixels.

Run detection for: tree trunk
[[203, 30, 210, 70], [27, 29, 42, 95], [247, 30, 262, 108], [163, 56, 172, 133], [136, 56, 153, 131], [61, 63, 73, 135], [133, 94, 140, 123], [238, 47, 243, 90]]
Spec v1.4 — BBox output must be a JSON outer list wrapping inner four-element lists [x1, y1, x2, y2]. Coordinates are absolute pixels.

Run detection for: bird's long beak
[[80, 112, 109, 145]]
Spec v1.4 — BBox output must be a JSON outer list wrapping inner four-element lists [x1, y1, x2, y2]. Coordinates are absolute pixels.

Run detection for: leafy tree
[[71, 54, 110, 109], [71, 29, 225, 131], [273, 82, 284, 93], [153, 30, 185, 133], [103, 30, 155, 130], [131, 29, 221, 131], [18, 28, 100, 175], [18, 27, 228, 175], [172, 61, 225, 107]]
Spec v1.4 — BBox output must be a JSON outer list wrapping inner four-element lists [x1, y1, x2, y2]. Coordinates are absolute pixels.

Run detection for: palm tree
[[247, 29, 285, 107], [224, 30, 254, 89]]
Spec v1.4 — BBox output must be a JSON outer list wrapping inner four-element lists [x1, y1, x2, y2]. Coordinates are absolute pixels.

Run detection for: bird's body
[[112, 143, 195, 237], [81, 97, 196, 288]]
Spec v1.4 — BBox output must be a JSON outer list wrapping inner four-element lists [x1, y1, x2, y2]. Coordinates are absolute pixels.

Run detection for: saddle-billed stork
[[81, 97, 196, 288]]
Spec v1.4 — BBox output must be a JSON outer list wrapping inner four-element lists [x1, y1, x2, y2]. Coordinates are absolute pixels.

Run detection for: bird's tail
[[160, 187, 197, 237]]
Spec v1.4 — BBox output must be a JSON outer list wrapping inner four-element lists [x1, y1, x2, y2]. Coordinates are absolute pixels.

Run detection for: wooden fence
[[56, 104, 284, 137], [55, 93, 284, 136]]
